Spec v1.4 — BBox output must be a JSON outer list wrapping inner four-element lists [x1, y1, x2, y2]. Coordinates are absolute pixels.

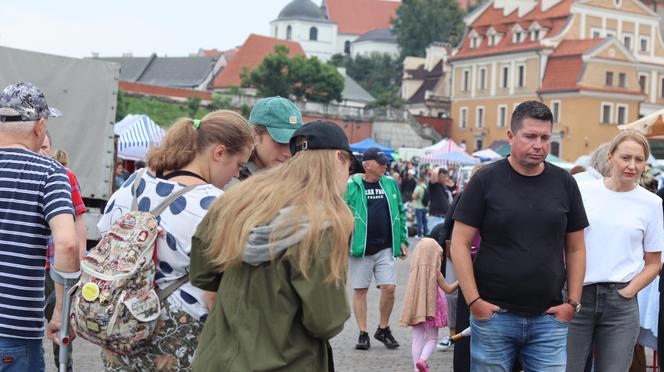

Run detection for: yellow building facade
[[450, 0, 662, 161]]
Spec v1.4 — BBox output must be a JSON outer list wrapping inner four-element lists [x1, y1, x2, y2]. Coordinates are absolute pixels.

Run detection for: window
[[513, 32, 523, 43], [462, 69, 470, 92], [601, 103, 613, 124], [479, 67, 487, 90], [471, 37, 480, 48], [460, 107, 468, 128], [274, 26, 278, 37], [592, 29, 601, 39], [551, 101, 561, 124], [639, 74, 648, 93], [476, 106, 485, 128], [606, 30, 616, 38], [606, 71, 614, 86], [502, 66, 509, 88], [531, 29, 540, 41], [309, 27, 318, 41], [344, 40, 351, 54], [617, 104, 628, 124], [498, 105, 507, 128], [517, 64, 525, 88], [618, 73, 626, 88], [475, 139, 484, 151], [286, 25, 292, 40], [661, 77, 664, 98], [551, 141, 560, 157], [623, 34, 633, 50], [640, 37, 650, 53], [489, 35, 496, 46]]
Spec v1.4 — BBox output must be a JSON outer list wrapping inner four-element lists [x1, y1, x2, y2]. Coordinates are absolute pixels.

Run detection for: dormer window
[[487, 27, 502, 47], [512, 24, 525, 43], [489, 34, 496, 46], [513, 32, 523, 43], [471, 36, 481, 48], [531, 29, 540, 41]]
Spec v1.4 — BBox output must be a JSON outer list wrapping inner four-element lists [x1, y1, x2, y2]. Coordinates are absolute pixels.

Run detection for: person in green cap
[[229, 96, 303, 185], [195, 96, 303, 307]]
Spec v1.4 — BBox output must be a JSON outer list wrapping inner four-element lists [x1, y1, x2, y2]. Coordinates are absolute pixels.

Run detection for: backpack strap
[[157, 275, 189, 302], [149, 183, 198, 217], [130, 168, 148, 212]]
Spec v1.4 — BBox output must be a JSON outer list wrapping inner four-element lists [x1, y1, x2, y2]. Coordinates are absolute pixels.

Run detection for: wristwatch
[[566, 299, 582, 313]]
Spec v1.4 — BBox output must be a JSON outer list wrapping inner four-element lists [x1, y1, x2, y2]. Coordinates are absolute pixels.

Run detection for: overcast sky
[[0, 0, 295, 58]]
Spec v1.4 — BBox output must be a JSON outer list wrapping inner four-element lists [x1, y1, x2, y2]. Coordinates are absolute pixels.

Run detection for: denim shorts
[[349, 248, 396, 289]]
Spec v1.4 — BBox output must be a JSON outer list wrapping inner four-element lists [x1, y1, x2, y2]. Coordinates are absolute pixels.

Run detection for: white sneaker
[[436, 336, 452, 351]]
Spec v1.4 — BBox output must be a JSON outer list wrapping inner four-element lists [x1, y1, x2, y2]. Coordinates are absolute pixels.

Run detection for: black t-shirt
[[427, 182, 450, 216], [364, 180, 393, 255], [453, 158, 588, 314]]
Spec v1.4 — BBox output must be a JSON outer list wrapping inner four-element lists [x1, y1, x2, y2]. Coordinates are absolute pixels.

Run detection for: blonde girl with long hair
[[98, 110, 254, 371], [190, 121, 355, 372]]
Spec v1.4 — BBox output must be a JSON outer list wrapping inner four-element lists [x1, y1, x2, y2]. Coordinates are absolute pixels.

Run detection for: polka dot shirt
[[97, 170, 221, 323]]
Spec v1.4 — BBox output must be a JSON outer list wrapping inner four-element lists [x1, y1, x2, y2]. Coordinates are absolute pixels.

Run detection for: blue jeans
[[0, 337, 44, 372], [427, 215, 444, 235], [415, 208, 427, 237], [470, 311, 568, 372]]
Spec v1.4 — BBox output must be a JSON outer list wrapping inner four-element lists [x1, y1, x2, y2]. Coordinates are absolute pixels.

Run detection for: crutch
[[50, 269, 81, 372]]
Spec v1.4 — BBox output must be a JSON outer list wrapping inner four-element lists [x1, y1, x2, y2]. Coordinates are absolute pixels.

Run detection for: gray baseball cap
[[0, 82, 63, 121]]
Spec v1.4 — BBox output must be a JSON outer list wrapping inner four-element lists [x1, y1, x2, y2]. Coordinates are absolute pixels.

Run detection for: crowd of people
[[0, 81, 663, 372]]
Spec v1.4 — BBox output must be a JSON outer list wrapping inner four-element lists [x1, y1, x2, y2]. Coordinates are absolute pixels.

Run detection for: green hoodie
[[190, 209, 349, 372], [344, 174, 409, 258]]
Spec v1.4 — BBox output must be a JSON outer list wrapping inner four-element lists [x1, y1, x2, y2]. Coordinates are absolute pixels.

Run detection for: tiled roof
[[324, 0, 400, 35], [540, 56, 584, 92], [211, 34, 305, 89], [453, 0, 572, 61], [136, 56, 217, 88], [472, 0, 573, 27], [408, 61, 444, 104], [551, 38, 606, 57], [94, 55, 217, 88], [540, 39, 643, 94]]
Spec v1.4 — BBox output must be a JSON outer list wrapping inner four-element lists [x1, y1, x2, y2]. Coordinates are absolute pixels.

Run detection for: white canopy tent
[[115, 114, 165, 161]]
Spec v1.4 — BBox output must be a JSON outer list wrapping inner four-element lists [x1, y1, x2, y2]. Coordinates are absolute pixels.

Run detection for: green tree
[[207, 93, 232, 111], [365, 86, 406, 109], [392, 0, 465, 58], [242, 46, 344, 103], [336, 53, 402, 98], [186, 97, 202, 117], [241, 45, 292, 97]]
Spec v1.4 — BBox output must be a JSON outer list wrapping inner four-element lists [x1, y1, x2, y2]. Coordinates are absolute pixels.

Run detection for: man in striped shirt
[[0, 82, 79, 371]]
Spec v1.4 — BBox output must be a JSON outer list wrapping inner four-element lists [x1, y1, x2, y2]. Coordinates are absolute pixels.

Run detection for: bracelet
[[468, 296, 482, 308]]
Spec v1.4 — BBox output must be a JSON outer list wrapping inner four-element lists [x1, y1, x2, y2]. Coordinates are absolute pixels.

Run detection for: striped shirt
[[0, 148, 73, 339]]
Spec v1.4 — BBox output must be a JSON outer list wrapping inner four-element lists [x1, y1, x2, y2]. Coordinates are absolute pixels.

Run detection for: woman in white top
[[98, 110, 254, 372], [566, 130, 664, 372]]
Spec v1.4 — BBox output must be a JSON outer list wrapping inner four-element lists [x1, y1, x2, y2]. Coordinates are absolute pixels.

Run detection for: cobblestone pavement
[[44, 237, 454, 371]]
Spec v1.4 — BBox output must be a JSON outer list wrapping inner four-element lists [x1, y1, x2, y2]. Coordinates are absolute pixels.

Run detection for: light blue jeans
[[427, 216, 445, 235], [415, 208, 427, 237], [0, 337, 44, 372], [470, 311, 568, 372]]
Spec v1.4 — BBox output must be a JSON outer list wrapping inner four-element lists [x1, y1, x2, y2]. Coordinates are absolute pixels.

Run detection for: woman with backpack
[[97, 110, 254, 371], [190, 121, 355, 372]]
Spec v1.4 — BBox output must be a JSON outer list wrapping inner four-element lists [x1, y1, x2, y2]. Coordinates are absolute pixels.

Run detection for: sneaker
[[436, 336, 452, 351], [415, 360, 430, 372], [374, 326, 399, 349], [355, 331, 370, 350]]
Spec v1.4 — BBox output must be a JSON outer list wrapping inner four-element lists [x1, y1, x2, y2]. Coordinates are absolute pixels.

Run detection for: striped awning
[[420, 138, 467, 164], [116, 115, 165, 161]]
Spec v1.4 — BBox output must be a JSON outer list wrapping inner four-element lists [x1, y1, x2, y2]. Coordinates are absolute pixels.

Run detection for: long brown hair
[[147, 110, 254, 174], [202, 149, 354, 283]]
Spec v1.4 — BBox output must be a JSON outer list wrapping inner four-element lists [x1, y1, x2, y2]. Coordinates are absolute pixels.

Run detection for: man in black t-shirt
[[427, 167, 452, 234], [450, 101, 588, 371]]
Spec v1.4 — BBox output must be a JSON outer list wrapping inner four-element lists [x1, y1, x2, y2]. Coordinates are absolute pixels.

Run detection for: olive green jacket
[[190, 225, 349, 372]]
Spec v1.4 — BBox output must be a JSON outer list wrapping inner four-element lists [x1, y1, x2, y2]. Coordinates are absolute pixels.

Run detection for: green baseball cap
[[249, 96, 303, 144]]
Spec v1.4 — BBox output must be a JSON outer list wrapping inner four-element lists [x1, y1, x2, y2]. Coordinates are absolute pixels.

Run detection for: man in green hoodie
[[344, 147, 410, 351]]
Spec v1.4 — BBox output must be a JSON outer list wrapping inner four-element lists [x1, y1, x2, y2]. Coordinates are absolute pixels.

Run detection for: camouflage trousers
[[102, 300, 204, 372]]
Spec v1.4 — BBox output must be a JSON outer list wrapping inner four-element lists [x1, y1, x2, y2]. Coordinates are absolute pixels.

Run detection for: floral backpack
[[71, 169, 195, 354]]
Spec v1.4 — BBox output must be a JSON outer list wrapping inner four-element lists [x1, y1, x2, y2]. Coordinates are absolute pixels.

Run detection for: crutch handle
[[50, 269, 80, 372]]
